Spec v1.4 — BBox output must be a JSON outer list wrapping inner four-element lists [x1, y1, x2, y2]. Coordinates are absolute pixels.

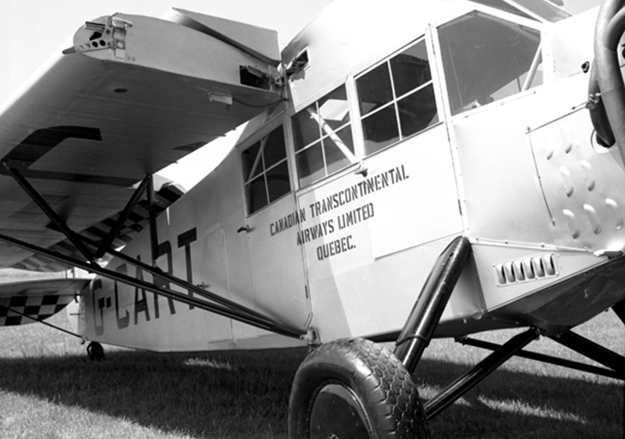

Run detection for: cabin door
[[240, 123, 310, 333]]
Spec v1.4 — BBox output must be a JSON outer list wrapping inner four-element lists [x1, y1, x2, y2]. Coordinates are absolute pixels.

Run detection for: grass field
[[0, 308, 622, 439]]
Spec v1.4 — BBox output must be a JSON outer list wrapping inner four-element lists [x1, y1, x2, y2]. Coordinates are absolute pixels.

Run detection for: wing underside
[[0, 278, 90, 326], [0, 9, 281, 270]]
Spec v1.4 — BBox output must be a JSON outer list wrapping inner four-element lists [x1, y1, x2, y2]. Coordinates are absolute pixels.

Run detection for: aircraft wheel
[[288, 338, 430, 439], [86, 341, 104, 361]]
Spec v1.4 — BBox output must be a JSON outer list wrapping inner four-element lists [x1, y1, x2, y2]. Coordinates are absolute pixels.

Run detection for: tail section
[[0, 278, 90, 326]]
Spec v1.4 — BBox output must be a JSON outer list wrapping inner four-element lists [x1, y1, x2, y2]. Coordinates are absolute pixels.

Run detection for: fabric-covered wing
[[0, 278, 90, 326], [0, 10, 281, 269], [11, 180, 184, 272]]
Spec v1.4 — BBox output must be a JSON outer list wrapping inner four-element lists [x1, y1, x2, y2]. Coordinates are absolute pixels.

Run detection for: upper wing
[[0, 9, 282, 269]]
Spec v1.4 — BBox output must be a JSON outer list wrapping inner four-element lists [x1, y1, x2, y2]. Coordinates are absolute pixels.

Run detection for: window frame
[[291, 84, 358, 188], [431, 7, 545, 119], [240, 122, 292, 216], [354, 35, 441, 156]]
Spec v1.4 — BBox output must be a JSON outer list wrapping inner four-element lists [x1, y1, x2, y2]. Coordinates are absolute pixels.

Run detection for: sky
[[0, 0, 601, 189]]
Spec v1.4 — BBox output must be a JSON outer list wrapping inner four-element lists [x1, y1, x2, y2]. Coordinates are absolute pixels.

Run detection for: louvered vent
[[495, 254, 558, 286]]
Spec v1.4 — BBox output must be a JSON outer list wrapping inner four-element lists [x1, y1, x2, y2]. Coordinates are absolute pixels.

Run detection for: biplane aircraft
[[0, 0, 624, 437]]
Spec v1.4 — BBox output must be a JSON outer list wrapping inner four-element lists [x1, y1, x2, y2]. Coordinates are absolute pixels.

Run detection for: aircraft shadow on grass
[[0, 349, 621, 438]]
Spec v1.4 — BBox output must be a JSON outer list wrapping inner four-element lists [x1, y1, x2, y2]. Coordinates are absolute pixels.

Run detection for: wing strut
[[0, 165, 304, 339], [147, 174, 159, 266], [80, 233, 281, 325], [94, 175, 151, 259], [0, 232, 304, 339], [0, 303, 84, 340], [2, 161, 96, 264], [92, 173, 163, 266]]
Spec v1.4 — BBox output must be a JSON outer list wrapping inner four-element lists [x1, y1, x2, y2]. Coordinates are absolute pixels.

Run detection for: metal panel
[[528, 106, 625, 252], [246, 194, 311, 331]]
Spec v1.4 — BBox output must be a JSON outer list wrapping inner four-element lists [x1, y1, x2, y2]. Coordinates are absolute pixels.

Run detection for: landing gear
[[288, 233, 625, 438], [288, 338, 430, 439], [613, 299, 625, 326], [288, 237, 470, 439], [86, 341, 104, 361]]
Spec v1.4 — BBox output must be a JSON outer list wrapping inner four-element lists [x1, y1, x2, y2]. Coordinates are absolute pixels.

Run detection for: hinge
[[62, 15, 133, 59], [111, 16, 133, 59]]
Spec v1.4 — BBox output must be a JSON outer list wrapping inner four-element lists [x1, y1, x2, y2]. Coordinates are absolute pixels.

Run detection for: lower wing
[[0, 278, 90, 326]]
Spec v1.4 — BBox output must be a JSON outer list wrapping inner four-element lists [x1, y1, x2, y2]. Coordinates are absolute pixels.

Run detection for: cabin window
[[438, 12, 542, 115], [292, 85, 354, 187], [241, 125, 291, 214], [355, 39, 438, 155]]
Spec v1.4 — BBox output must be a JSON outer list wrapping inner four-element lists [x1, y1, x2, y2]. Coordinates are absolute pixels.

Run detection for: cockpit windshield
[[438, 12, 542, 116]]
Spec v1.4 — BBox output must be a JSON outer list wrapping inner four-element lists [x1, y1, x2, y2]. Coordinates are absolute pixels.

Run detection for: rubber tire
[[288, 338, 431, 439], [87, 342, 104, 361]]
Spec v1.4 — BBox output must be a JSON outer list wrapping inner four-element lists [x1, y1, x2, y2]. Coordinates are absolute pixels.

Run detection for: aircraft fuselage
[[79, 1, 625, 352]]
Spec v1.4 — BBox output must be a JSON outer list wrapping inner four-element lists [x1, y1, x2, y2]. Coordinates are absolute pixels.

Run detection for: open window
[[292, 85, 355, 187], [241, 125, 291, 214], [355, 39, 438, 155], [438, 12, 542, 116]]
